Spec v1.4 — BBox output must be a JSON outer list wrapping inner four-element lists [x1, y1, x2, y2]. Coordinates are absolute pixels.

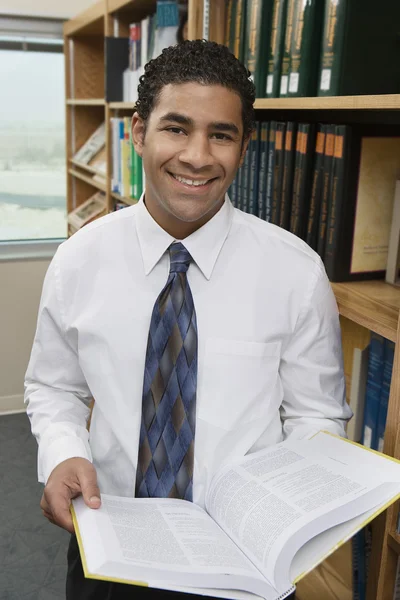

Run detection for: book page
[[205, 434, 400, 591], [72, 496, 273, 599]]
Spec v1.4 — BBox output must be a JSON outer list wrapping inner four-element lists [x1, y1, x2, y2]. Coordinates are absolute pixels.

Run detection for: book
[[316, 124, 335, 259], [257, 122, 270, 220], [233, 0, 247, 63], [271, 122, 286, 224], [279, 0, 296, 97], [266, 0, 288, 98], [376, 340, 395, 453], [249, 123, 261, 216], [71, 431, 400, 600], [279, 122, 297, 230], [244, 0, 274, 96], [73, 123, 106, 165], [306, 124, 326, 251], [318, 0, 400, 96], [287, 0, 324, 97], [362, 332, 385, 450], [265, 121, 277, 222], [289, 123, 315, 240], [67, 191, 107, 234], [323, 134, 400, 282]]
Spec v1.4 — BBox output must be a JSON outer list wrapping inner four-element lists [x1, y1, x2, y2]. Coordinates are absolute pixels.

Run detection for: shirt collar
[[135, 194, 234, 280]]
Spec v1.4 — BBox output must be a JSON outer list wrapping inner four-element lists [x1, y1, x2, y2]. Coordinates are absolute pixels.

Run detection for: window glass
[[0, 47, 67, 241]]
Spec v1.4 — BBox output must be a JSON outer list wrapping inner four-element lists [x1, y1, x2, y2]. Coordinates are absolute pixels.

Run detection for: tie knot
[[169, 242, 192, 273]]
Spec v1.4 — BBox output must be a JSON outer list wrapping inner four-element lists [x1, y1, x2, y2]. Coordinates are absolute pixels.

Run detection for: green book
[[226, 0, 237, 52], [287, 0, 324, 97], [318, 0, 400, 96], [244, 0, 274, 96], [279, 0, 296, 97], [266, 0, 288, 98], [233, 0, 247, 63], [290, 123, 315, 240], [131, 145, 143, 199]]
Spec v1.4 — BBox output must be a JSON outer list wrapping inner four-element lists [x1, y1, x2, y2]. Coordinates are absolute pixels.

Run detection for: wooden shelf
[[107, 0, 156, 15], [67, 99, 105, 106], [254, 94, 400, 111], [69, 159, 105, 177], [388, 531, 400, 555], [109, 102, 136, 110], [111, 192, 138, 206], [331, 280, 400, 342], [63, 0, 105, 36], [69, 168, 106, 192]]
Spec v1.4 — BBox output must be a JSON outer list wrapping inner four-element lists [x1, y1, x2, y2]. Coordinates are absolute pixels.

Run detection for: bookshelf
[[64, 2, 400, 599]]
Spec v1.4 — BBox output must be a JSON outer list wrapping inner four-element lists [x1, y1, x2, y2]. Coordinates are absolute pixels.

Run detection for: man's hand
[[40, 457, 101, 533]]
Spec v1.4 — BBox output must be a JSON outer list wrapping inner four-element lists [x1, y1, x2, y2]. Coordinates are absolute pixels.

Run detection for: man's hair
[[135, 39, 256, 139]]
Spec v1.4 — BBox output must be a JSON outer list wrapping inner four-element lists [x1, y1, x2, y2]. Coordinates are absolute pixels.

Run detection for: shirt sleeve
[[279, 257, 353, 441], [24, 251, 93, 484]]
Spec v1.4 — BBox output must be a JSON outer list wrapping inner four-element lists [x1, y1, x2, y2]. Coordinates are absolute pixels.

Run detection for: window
[[0, 16, 66, 243]]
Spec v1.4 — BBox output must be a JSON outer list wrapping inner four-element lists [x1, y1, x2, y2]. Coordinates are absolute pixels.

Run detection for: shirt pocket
[[198, 338, 281, 431]]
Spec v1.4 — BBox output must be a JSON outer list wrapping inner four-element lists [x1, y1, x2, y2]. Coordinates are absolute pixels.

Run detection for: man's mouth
[[169, 172, 216, 188]]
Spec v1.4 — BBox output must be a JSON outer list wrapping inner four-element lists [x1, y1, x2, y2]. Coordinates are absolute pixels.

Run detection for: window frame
[[0, 15, 66, 257]]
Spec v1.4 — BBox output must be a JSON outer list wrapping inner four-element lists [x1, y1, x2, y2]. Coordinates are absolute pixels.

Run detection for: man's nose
[[178, 133, 214, 170]]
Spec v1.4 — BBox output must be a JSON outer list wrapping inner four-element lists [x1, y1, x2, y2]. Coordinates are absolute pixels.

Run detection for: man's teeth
[[173, 174, 210, 186]]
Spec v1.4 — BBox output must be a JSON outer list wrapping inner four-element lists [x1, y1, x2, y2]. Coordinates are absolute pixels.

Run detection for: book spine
[[258, 122, 269, 220], [306, 124, 326, 251], [236, 163, 244, 210], [233, 0, 246, 62], [129, 23, 141, 71], [271, 121, 286, 225], [279, 121, 297, 230], [376, 340, 395, 452], [289, 123, 304, 236], [228, 0, 238, 54], [241, 141, 251, 213], [249, 123, 261, 215], [317, 0, 346, 96], [266, 0, 288, 98], [265, 121, 277, 222], [362, 332, 385, 450], [324, 124, 349, 280], [279, 0, 296, 97], [224, 0, 234, 49], [288, 0, 324, 97], [316, 124, 335, 259]]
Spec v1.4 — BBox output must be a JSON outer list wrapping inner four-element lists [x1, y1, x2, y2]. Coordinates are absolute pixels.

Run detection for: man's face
[[131, 82, 249, 236]]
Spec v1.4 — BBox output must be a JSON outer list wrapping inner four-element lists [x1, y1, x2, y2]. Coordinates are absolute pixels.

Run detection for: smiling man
[[25, 40, 351, 600]]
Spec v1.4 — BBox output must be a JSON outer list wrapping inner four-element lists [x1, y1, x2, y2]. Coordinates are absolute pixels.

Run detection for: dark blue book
[[375, 339, 395, 452], [249, 123, 261, 216], [361, 332, 385, 450], [258, 122, 270, 220], [241, 141, 252, 213], [265, 120, 277, 222]]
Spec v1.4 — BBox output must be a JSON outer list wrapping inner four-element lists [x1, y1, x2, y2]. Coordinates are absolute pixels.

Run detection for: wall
[[1, 0, 98, 19], [0, 259, 50, 414]]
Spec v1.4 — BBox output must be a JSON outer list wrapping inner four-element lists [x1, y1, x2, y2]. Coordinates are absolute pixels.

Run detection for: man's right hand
[[40, 457, 101, 533]]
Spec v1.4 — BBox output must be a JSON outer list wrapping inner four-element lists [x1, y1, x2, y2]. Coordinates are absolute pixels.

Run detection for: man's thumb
[[80, 466, 101, 508]]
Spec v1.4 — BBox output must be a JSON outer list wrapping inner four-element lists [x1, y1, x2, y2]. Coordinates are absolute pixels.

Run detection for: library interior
[[2, 1, 400, 599]]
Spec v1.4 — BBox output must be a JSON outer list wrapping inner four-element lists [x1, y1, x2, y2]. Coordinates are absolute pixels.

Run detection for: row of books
[[229, 119, 400, 282], [111, 117, 143, 200], [226, 0, 400, 98], [342, 320, 394, 600], [124, 1, 182, 102]]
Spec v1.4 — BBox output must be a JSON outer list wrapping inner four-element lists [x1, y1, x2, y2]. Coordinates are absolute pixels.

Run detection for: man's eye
[[166, 127, 185, 135], [212, 133, 232, 141]]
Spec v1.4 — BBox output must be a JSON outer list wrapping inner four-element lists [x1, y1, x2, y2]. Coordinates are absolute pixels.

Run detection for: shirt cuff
[[38, 435, 93, 484]]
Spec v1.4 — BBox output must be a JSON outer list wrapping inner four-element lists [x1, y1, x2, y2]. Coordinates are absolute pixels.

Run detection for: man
[[25, 40, 351, 599]]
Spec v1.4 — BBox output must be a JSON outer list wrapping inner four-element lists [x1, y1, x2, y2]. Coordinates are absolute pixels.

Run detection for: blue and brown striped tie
[[135, 242, 197, 501]]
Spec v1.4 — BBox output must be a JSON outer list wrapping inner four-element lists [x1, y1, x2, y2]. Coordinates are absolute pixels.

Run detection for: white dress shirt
[[25, 196, 352, 507]]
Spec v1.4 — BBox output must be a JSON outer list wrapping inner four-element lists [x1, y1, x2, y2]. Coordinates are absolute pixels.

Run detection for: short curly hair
[[135, 39, 256, 140]]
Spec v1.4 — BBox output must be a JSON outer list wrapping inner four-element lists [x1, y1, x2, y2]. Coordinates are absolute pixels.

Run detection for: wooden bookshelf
[[111, 192, 138, 205], [64, 3, 400, 599], [332, 281, 400, 343]]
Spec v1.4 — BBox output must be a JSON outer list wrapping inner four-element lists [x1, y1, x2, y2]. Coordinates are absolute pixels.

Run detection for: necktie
[[135, 242, 198, 501]]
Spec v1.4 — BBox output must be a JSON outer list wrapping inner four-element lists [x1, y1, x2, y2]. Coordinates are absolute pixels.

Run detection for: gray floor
[[0, 413, 69, 600]]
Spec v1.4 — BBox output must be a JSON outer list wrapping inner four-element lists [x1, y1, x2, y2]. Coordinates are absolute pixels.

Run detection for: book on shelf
[[230, 120, 400, 282], [266, 0, 288, 99], [243, 0, 274, 97], [67, 191, 107, 234], [72, 123, 106, 165], [110, 117, 143, 201], [317, 0, 400, 97], [71, 432, 400, 600]]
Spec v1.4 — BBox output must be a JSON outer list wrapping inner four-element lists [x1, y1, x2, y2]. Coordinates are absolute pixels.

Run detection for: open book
[[71, 432, 400, 600]]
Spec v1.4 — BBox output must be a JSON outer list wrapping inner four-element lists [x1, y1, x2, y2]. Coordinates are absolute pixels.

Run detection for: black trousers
[[67, 534, 296, 600]]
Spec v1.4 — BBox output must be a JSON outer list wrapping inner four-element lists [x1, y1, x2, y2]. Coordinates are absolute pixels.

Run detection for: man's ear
[[131, 113, 146, 157], [238, 135, 251, 168]]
